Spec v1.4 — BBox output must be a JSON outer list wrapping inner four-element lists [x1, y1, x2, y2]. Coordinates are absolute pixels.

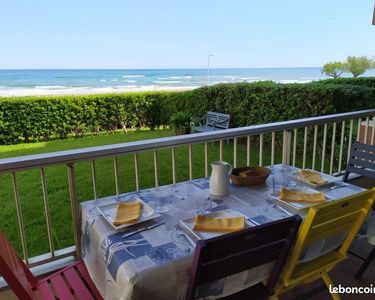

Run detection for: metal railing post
[[282, 130, 292, 165], [66, 163, 81, 260]]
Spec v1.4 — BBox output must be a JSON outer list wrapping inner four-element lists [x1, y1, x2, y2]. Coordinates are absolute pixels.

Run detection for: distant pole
[[207, 53, 214, 85]]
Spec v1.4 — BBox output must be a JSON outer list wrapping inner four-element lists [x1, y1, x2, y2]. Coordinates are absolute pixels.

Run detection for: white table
[[80, 166, 365, 300]]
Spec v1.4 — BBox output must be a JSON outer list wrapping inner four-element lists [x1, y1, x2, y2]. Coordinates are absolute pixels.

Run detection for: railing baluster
[[271, 132, 275, 165], [91, 160, 98, 199], [189, 145, 193, 180], [321, 124, 328, 173], [219, 140, 223, 161], [259, 134, 263, 166], [233, 138, 238, 168], [311, 125, 318, 170], [338, 121, 345, 173], [357, 118, 362, 141], [364, 117, 370, 144], [347, 120, 354, 164], [293, 129, 297, 167], [246, 136, 251, 165], [171, 148, 176, 184], [302, 127, 308, 169], [153, 151, 159, 187], [40, 168, 55, 256], [282, 130, 292, 165], [372, 116, 375, 145], [329, 122, 337, 175], [11, 172, 29, 264], [204, 143, 208, 177], [134, 153, 140, 191], [113, 156, 120, 195], [66, 163, 81, 260]]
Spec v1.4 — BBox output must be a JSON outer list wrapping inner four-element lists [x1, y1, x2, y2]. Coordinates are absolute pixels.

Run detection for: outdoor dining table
[[80, 164, 366, 300]]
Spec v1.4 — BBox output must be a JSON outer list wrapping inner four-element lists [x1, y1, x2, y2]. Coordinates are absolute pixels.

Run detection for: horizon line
[[0, 66, 323, 71]]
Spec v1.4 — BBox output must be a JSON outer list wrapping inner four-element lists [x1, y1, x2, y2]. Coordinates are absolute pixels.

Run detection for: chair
[[343, 141, 375, 186], [185, 215, 302, 300], [343, 141, 375, 278], [0, 232, 102, 300], [271, 189, 375, 300], [191, 111, 230, 133]]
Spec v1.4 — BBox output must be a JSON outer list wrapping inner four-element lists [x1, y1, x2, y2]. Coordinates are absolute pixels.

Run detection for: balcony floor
[[0, 239, 374, 300], [282, 238, 375, 300]]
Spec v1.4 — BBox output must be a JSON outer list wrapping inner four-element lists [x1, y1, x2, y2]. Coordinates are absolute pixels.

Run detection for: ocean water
[[0, 68, 374, 97]]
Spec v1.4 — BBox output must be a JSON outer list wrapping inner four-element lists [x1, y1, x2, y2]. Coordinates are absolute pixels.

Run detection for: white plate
[[179, 209, 253, 241], [295, 169, 340, 187], [96, 198, 161, 230], [269, 186, 333, 210]]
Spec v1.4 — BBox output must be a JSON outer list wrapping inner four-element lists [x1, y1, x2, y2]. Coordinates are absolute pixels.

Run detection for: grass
[[0, 128, 348, 257]]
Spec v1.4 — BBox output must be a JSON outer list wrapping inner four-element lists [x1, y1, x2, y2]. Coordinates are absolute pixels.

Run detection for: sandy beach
[[0, 85, 199, 97]]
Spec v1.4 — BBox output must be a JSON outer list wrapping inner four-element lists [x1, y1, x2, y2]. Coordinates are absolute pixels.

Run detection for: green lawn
[[0, 129, 338, 257]]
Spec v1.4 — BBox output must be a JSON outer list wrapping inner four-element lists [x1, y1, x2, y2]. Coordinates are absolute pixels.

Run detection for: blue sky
[[0, 0, 374, 69]]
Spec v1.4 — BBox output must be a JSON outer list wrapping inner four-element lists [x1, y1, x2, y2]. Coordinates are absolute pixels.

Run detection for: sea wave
[[124, 80, 136, 83], [34, 85, 70, 89], [122, 75, 146, 78], [154, 80, 182, 84]]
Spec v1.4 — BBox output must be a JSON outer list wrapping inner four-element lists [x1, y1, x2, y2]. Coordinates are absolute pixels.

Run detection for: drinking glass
[[154, 188, 170, 213]]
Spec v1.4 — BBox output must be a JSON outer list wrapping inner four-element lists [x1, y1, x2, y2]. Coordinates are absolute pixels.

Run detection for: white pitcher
[[209, 161, 233, 196]]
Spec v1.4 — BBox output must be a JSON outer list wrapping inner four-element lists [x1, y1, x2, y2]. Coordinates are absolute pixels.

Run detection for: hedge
[[315, 76, 375, 88], [175, 82, 375, 127], [1, 80, 375, 144]]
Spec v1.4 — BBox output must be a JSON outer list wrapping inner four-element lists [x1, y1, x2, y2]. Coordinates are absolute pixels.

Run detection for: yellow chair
[[271, 188, 375, 300]]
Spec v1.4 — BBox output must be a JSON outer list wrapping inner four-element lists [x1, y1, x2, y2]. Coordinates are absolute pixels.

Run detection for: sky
[[0, 0, 374, 69]]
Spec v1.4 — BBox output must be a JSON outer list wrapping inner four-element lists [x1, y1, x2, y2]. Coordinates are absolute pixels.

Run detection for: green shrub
[[170, 111, 192, 129]]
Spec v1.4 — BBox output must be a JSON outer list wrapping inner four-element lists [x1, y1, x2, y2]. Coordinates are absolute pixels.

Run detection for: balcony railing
[[0, 108, 375, 281]]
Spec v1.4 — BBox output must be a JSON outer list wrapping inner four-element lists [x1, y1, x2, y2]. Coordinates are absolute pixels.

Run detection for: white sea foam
[[111, 79, 118, 82], [124, 80, 136, 83], [169, 76, 192, 79], [239, 77, 259, 81], [122, 75, 146, 78], [0, 85, 198, 97], [277, 79, 312, 84]]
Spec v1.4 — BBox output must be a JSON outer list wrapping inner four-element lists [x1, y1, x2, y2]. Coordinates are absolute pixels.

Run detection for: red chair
[[0, 232, 102, 300]]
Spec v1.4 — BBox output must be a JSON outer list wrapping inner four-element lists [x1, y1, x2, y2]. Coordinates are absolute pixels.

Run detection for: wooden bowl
[[231, 166, 271, 186]]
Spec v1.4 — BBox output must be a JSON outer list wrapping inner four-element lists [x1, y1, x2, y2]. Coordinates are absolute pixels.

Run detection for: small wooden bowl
[[231, 166, 271, 186]]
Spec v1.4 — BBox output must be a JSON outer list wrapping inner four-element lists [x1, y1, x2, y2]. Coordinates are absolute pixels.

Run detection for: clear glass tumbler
[[154, 188, 170, 213]]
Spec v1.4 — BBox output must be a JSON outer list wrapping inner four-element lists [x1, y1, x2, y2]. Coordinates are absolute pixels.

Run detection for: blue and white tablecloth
[[81, 169, 366, 300]]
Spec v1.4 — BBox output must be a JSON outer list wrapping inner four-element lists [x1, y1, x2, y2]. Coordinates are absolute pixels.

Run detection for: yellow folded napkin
[[113, 200, 143, 226], [299, 169, 328, 185], [193, 214, 245, 233], [279, 188, 325, 204]]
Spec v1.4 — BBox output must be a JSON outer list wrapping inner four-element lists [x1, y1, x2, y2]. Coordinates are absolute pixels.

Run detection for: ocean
[[0, 68, 374, 97]]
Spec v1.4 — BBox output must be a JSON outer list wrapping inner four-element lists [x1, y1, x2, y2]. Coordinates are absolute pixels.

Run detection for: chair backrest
[[343, 141, 375, 182], [185, 215, 301, 300], [0, 232, 36, 300], [205, 111, 230, 129], [280, 189, 374, 285]]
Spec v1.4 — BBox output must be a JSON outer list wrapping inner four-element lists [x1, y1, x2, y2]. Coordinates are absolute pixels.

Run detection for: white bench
[[191, 111, 230, 133]]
